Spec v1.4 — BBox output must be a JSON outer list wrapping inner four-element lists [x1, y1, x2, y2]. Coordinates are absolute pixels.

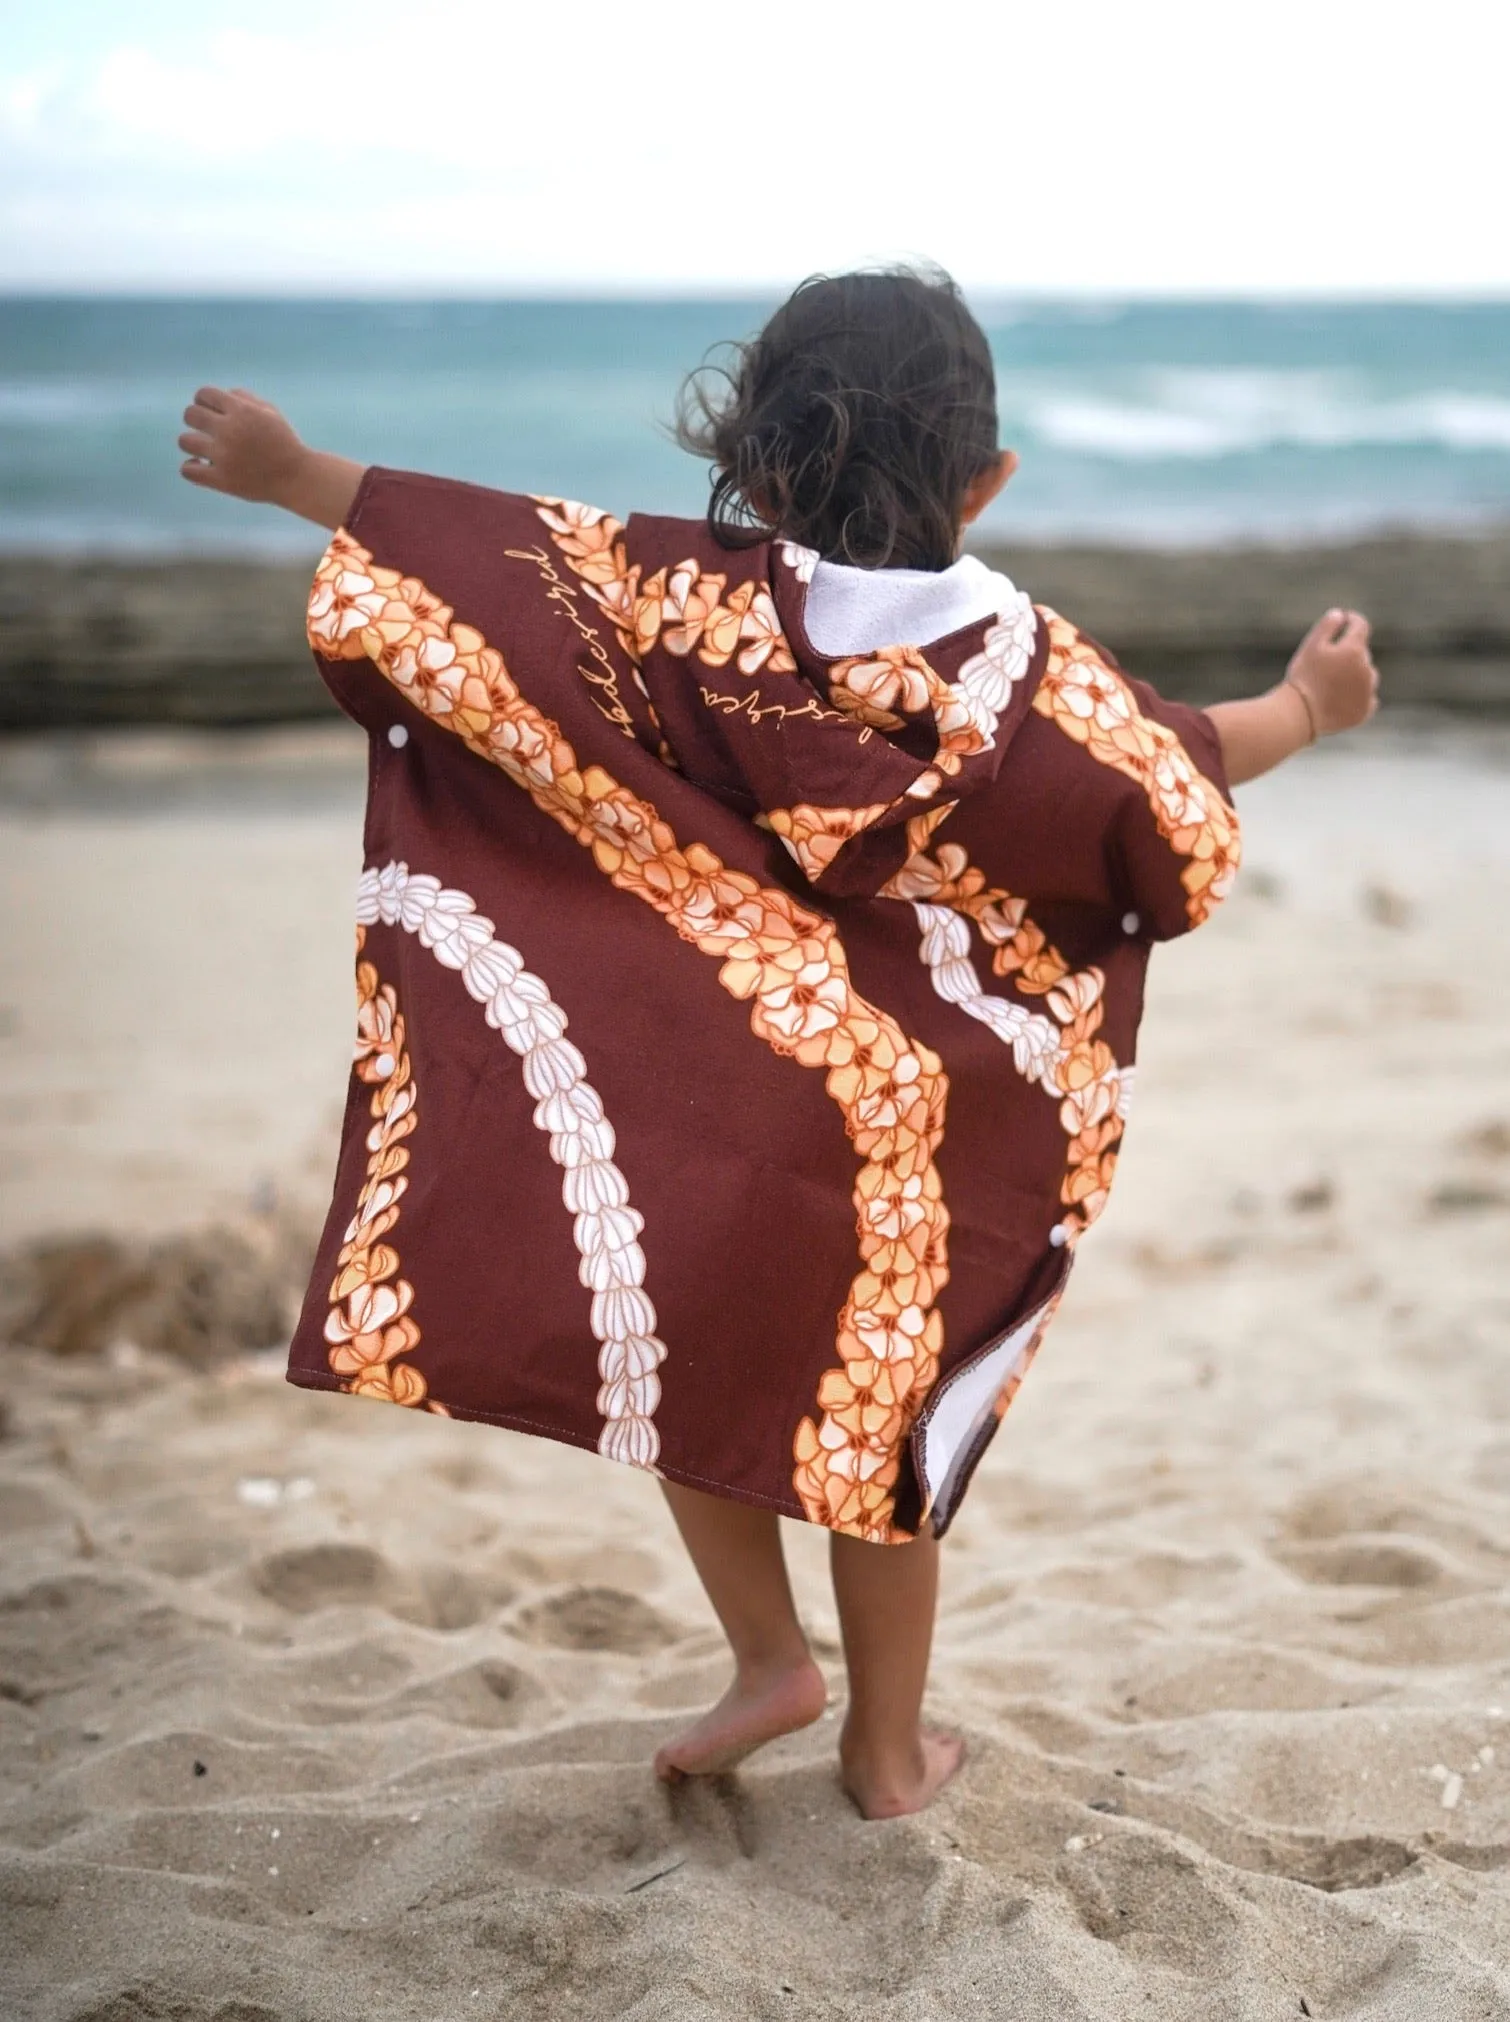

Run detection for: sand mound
[[0, 1223, 312, 1367]]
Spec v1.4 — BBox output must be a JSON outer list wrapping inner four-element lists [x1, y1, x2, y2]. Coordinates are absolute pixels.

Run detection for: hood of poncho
[[612, 515, 1049, 900]]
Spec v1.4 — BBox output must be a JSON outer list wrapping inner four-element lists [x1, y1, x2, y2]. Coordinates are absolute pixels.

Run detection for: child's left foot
[[654, 1656, 828, 1780], [840, 1727, 966, 1819]]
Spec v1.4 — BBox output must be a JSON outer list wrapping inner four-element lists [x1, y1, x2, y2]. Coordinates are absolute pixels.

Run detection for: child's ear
[[958, 450, 1018, 528]]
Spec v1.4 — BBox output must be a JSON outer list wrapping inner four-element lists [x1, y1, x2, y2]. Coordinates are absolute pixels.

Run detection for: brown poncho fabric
[[286, 469, 1241, 1542]]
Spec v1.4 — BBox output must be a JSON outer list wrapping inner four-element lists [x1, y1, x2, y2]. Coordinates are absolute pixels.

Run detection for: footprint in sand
[[1268, 1835, 1419, 1891], [0, 1573, 186, 1698], [250, 1543, 498, 1630], [252, 1542, 398, 1614], [1274, 1535, 1452, 1590], [1149, 1806, 1420, 1893], [399, 1657, 535, 1728], [1061, 1836, 1245, 1974], [511, 1585, 676, 1655]]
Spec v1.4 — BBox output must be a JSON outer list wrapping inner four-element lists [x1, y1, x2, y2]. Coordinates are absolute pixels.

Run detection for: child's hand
[[178, 387, 310, 506], [177, 388, 365, 529], [1285, 609, 1380, 738]]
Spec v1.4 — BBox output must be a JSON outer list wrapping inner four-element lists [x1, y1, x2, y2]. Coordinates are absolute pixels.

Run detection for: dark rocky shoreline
[[2, 529, 1508, 729]]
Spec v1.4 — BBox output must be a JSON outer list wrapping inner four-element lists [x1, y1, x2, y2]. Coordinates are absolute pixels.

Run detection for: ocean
[[3, 297, 1509, 557]]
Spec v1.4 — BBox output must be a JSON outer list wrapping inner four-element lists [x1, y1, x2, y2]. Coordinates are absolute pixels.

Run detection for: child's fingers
[[193, 386, 232, 413], [1336, 609, 1372, 647], [177, 430, 215, 458], [182, 402, 223, 432], [1301, 609, 1344, 651], [180, 458, 225, 489]]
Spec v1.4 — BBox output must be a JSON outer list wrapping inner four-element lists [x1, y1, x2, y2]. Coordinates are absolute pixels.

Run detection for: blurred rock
[[0, 558, 324, 729], [1428, 1179, 1509, 1215], [5, 530, 1510, 728], [977, 530, 1510, 714], [1363, 884, 1415, 929], [0, 1225, 306, 1366], [0, 1236, 153, 1357]]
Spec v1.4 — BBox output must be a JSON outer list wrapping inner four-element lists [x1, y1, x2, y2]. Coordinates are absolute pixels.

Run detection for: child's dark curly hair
[[675, 266, 999, 573]]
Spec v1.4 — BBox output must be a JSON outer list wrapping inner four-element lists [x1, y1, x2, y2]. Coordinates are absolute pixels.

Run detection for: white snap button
[[1121, 911, 1140, 935], [387, 723, 409, 749]]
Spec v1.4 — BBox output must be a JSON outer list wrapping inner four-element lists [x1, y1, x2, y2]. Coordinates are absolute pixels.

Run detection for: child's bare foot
[[840, 1727, 965, 1819], [654, 1656, 828, 1781]]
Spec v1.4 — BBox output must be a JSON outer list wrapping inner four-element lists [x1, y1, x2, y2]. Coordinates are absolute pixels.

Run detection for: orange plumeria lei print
[[309, 530, 950, 1542], [765, 801, 894, 882], [637, 564, 797, 677], [827, 645, 937, 729], [534, 500, 798, 679], [323, 947, 437, 1411], [827, 645, 990, 789], [1033, 610, 1241, 926]]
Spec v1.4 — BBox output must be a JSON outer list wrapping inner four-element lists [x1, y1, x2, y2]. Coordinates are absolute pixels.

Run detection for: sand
[[2, 718, 1510, 2020]]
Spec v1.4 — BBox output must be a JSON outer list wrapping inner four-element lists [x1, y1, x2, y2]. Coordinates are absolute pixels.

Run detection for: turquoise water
[[3, 297, 1509, 556]]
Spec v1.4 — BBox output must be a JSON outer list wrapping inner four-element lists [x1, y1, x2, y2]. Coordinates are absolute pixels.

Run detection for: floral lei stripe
[[1033, 609, 1241, 926], [884, 841, 1130, 1244], [356, 862, 669, 1470], [325, 946, 437, 1411], [309, 532, 950, 1543], [534, 503, 1039, 868], [534, 499, 795, 678], [911, 905, 1130, 1244], [826, 589, 1037, 792], [883, 834, 1074, 995]]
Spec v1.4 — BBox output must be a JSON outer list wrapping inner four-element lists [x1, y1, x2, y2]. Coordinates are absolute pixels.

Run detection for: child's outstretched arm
[[1206, 609, 1379, 785], [178, 388, 365, 529]]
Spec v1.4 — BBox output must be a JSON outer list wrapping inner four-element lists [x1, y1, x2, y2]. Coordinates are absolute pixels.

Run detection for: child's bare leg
[[654, 1482, 828, 1781], [830, 1524, 964, 1818]]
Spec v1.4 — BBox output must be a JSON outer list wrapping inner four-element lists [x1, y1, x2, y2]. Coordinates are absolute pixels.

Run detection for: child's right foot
[[654, 1656, 828, 1781], [840, 1728, 965, 1819]]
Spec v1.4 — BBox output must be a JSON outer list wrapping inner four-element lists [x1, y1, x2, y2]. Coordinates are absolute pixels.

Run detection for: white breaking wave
[[1024, 371, 1510, 462], [0, 379, 170, 423]]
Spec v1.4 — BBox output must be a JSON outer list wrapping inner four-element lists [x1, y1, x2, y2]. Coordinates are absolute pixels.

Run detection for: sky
[[2, 0, 1507, 296]]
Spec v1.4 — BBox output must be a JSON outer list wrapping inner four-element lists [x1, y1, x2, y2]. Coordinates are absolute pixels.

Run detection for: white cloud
[[1, 0, 1507, 291]]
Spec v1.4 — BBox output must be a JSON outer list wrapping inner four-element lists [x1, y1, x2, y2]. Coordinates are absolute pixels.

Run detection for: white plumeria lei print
[[357, 862, 669, 1469], [910, 901, 1133, 1249], [950, 590, 1037, 746]]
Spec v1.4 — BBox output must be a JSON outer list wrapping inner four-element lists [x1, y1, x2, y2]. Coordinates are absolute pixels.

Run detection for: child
[[178, 269, 1377, 1819]]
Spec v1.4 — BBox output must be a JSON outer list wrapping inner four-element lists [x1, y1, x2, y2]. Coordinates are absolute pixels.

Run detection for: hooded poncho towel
[[287, 470, 1241, 1543]]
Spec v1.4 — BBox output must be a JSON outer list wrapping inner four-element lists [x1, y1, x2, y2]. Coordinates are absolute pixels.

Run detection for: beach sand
[[2, 719, 1510, 2019]]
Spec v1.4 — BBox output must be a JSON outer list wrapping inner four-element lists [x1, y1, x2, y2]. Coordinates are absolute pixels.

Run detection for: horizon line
[[3, 284, 1510, 308]]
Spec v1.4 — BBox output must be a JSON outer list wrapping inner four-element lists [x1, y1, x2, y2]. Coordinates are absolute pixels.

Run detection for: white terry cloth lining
[[916, 1300, 1046, 1522], [804, 552, 1025, 656]]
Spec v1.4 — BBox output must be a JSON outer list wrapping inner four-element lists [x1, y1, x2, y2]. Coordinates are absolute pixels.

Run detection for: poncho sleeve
[[1106, 667, 1240, 940]]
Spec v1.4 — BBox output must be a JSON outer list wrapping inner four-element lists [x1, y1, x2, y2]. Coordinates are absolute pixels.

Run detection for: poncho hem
[[284, 1366, 813, 1525]]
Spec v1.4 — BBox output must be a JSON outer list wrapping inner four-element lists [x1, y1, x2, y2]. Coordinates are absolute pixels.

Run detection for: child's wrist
[[1280, 675, 1320, 746], [276, 446, 321, 516]]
